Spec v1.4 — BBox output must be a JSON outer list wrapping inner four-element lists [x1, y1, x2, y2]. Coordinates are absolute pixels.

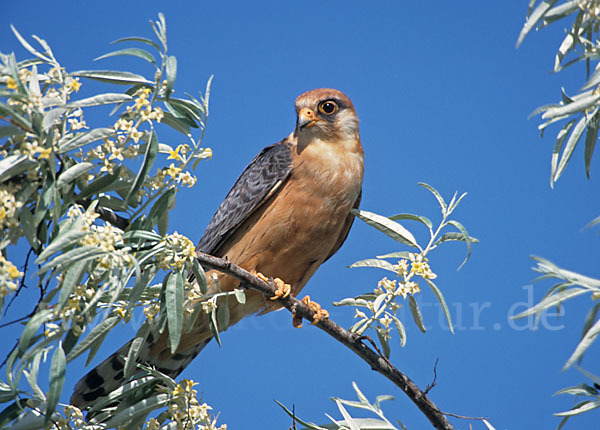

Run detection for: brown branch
[[195, 252, 454, 430]]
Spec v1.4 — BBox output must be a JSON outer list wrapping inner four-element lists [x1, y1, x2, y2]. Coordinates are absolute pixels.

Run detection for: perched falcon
[[71, 88, 364, 409]]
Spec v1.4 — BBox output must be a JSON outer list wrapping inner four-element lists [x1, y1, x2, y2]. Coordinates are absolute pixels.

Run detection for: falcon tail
[[70, 332, 211, 410]]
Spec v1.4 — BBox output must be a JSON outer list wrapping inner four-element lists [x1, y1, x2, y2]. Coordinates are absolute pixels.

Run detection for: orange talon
[[269, 277, 291, 300], [253, 272, 291, 301], [300, 295, 329, 325]]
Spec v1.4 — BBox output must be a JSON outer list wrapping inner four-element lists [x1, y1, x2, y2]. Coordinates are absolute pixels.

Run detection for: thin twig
[[424, 358, 439, 395], [195, 252, 454, 430], [5, 247, 33, 315]]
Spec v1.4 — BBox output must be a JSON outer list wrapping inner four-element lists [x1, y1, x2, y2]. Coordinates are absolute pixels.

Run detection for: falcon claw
[[253, 272, 291, 301], [269, 277, 291, 300], [300, 295, 329, 326]]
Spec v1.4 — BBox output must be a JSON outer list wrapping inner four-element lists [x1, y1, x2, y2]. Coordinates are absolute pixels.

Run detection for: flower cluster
[[157, 379, 226, 430], [0, 254, 22, 299], [55, 405, 90, 430], [156, 232, 196, 270], [0, 187, 22, 231]]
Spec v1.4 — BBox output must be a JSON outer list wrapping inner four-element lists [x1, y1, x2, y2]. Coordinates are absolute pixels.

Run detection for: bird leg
[[253, 272, 292, 300]]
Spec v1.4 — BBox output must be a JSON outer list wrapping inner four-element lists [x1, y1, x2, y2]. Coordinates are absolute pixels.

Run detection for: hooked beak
[[296, 107, 319, 130]]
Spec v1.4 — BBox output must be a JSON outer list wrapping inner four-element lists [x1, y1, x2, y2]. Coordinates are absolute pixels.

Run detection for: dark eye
[[319, 100, 338, 115]]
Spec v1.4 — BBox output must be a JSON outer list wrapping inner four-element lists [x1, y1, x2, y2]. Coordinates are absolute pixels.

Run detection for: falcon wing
[[196, 141, 293, 255], [324, 190, 361, 262]]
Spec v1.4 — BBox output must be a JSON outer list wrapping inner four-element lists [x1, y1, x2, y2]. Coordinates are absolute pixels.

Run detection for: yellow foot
[[294, 295, 329, 328], [254, 272, 291, 301]]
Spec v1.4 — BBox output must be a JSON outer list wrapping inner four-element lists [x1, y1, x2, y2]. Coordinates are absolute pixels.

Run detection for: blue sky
[[2, 1, 600, 429]]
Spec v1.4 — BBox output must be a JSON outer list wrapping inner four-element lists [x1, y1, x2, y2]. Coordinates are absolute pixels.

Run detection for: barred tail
[[70, 331, 211, 409]]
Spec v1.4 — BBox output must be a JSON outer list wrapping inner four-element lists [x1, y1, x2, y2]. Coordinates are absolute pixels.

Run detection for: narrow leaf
[[127, 129, 158, 204], [71, 70, 152, 85], [56, 162, 93, 188], [67, 93, 133, 108], [516, 0, 559, 48], [408, 296, 426, 333], [166, 271, 184, 353], [425, 279, 453, 333], [57, 128, 115, 153], [418, 182, 447, 213], [66, 316, 120, 361], [349, 258, 399, 273], [46, 343, 66, 422], [352, 209, 418, 248], [389, 213, 433, 230], [95, 48, 156, 65], [584, 111, 599, 178]]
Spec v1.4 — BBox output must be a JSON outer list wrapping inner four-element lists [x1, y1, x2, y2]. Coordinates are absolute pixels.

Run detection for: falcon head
[[294, 88, 359, 142]]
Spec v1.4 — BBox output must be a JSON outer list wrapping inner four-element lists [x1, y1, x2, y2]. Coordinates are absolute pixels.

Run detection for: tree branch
[[195, 252, 454, 430]]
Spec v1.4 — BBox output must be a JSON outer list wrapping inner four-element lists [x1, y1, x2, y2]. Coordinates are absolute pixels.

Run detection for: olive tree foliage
[[0, 14, 225, 430], [0, 13, 478, 430], [517, 0, 600, 426]]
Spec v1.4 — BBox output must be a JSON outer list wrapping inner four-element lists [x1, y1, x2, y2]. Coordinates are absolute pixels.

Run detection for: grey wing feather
[[196, 141, 293, 255]]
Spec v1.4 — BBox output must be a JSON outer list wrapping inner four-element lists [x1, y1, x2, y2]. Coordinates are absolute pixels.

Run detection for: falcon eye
[[318, 100, 338, 115]]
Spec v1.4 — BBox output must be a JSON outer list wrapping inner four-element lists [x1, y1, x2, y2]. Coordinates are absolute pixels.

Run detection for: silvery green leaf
[[0, 154, 35, 183], [376, 326, 391, 359], [554, 384, 599, 397], [554, 110, 597, 183], [71, 70, 152, 85], [42, 108, 67, 131], [334, 399, 360, 430], [425, 279, 453, 334], [58, 127, 115, 153], [376, 251, 412, 259], [0, 126, 25, 139], [349, 258, 398, 273], [563, 317, 600, 369], [584, 111, 598, 178], [124, 322, 152, 378], [550, 119, 575, 186], [166, 271, 184, 353], [46, 343, 66, 424], [217, 294, 230, 330], [512, 288, 588, 319], [191, 258, 208, 293], [127, 129, 158, 204], [446, 220, 473, 270], [482, 419, 497, 430], [66, 316, 120, 361], [389, 213, 433, 230], [102, 393, 170, 427], [554, 399, 600, 416], [111, 36, 161, 51], [18, 309, 53, 354], [234, 289, 246, 304], [166, 56, 177, 96], [88, 375, 156, 414], [541, 93, 600, 119], [56, 162, 93, 188], [408, 296, 426, 333], [10, 25, 52, 62], [95, 48, 156, 65], [516, 0, 559, 48], [161, 111, 191, 135], [67, 93, 133, 108], [352, 209, 418, 248], [390, 315, 406, 347], [418, 182, 447, 213]]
